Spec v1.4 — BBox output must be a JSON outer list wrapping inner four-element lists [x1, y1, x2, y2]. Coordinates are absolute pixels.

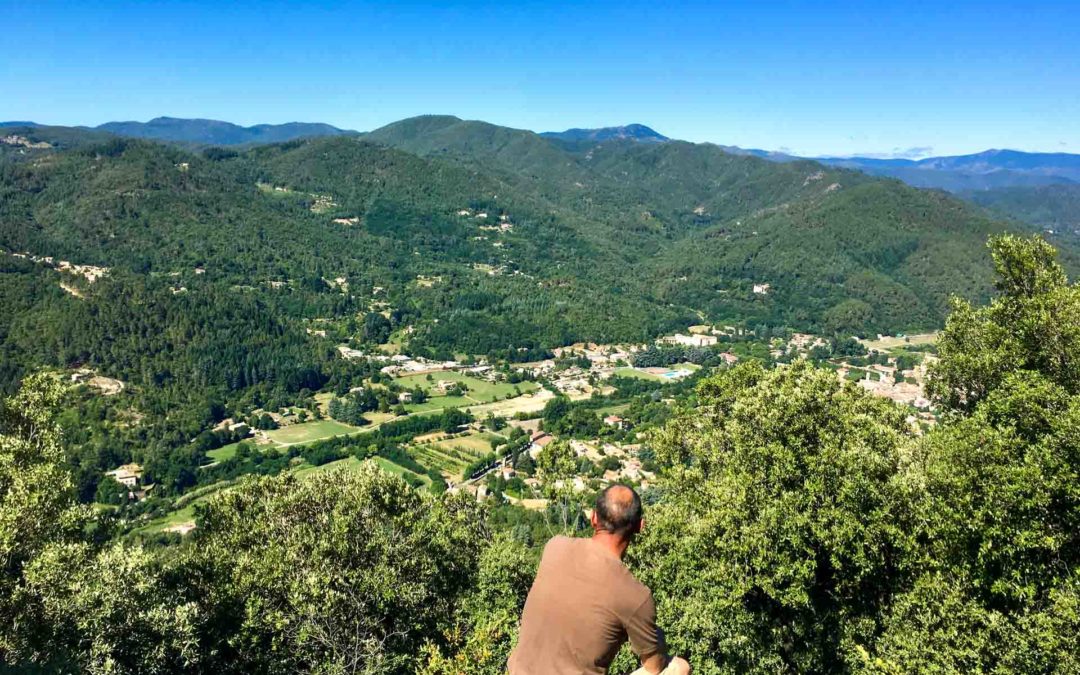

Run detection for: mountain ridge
[[6, 114, 1079, 193], [540, 124, 669, 143]]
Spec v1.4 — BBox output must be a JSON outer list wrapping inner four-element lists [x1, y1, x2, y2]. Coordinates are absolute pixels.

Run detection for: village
[[90, 317, 941, 538]]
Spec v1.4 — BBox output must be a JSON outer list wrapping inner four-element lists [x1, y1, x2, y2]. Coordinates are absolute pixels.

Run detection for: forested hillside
[[962, 183, 1080, 230], [0, 118, 1058, 483], [2, 119, 1061, 394]]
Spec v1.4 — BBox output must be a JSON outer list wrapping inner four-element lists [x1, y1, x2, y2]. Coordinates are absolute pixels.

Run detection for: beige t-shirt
[[508, 536, 663, 675]]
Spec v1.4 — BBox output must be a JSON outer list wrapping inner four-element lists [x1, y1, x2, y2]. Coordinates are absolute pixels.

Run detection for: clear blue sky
[[3, 0, 1078, 157]]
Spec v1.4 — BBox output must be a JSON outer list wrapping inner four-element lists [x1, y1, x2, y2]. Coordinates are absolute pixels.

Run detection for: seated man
[[508, 485, 690, 675]]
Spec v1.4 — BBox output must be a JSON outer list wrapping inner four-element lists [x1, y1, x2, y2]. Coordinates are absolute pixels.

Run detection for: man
[[508, 485, 690, 675]]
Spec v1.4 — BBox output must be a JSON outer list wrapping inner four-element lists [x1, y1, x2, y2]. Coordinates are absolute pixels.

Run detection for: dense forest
[[1, 235, 1077, 673]]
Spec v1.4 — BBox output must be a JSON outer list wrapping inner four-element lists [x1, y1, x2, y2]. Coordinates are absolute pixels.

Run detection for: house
[[720, 352, 739, 365], [228, 422, 251, 436], [753, 283, 771, 295], [659, 333, 717, 347], [603, 415, 627, 430], [105, 463, 143, 488], [529, 432, 554, 456], [398, 392, 413, 403]]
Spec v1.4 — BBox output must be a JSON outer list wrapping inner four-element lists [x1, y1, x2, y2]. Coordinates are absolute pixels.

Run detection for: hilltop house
[[105, 463, 143, 488]]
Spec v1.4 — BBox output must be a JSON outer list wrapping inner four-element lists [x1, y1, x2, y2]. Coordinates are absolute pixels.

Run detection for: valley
[[0, 117, 1058, 535]]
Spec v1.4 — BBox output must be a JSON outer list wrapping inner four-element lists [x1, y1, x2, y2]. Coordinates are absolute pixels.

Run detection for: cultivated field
[[264, 419, 361, 446], [408, 430, 503, 479]]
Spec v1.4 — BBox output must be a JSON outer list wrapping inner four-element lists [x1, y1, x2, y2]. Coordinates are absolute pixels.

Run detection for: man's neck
[[591, 531, 630, 560]]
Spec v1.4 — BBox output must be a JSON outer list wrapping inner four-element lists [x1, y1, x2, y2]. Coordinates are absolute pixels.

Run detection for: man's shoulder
[[541, 535, 576, 557], [617, 564, 653, 603]]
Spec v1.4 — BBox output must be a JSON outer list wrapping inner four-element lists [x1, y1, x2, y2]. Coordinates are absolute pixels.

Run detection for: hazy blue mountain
[[540, 124, 669, 143], [94, 117, 359, 145], [813, 149, 1080, 191]]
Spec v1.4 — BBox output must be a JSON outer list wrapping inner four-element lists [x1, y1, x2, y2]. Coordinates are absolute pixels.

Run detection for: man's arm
[[626, 597, 690, 674], [640, 653, 690, 675]]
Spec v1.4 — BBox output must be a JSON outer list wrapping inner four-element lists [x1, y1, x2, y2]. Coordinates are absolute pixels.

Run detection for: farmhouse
[[603, 415, 627, 430], [529, 432, 554, 456], [105, 463, 143, 488], [753, 283, 771, 295]]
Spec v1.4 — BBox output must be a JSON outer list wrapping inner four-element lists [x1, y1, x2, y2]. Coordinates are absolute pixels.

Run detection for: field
[[594, 402, 631, 416], [463, 389, 554, 417], [133, 481, 235, 535], [860, 332, 939, 351], [394, 372, 539, 411], [409, 430, 504, 480], [264, 419, 361, 446], [372, 457, 430, 485], [206, 441, 243, 462], [293, 455, 430, 485]]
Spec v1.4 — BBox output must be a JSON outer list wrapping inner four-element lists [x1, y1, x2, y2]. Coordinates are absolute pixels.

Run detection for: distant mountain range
[[811, 150, 1080, 192], [5, 115, 1080, 194], [1, 117, 358, 146]]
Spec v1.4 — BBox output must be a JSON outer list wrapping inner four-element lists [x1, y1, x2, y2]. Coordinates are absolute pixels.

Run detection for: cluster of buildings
[[6, 251, 110, 283], [657, 333, 718, 347]]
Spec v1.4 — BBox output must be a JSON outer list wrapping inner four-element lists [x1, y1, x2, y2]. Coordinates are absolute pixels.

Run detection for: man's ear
[[637, 518, 645, 534], [590, 509, 600, 530]]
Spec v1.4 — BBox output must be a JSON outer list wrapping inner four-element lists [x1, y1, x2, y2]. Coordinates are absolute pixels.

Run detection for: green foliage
[[634, 362, 914, 673], [418, 535, 537, 675], [929, 234, 1080, 411], [0, 374, 90, 662], [185, 464, 488, 674], [94, 475, 129, 506], [24, 542, 203, 674]]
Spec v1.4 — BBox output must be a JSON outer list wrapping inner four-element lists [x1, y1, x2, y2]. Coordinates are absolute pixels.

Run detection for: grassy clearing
[[207, 441, 242, 462], [291, 456, 430, 486], [264, 419, 361, 446], [614, 367, 665, 381], [314, 391, 334, 415], [372, 457, 431, 485], [464, 389, 553, 417], [860, 332, 939, 351], [405, 395, 475, 413], [594, 402, 631, 416], [363, 411, 398, 424], [293, 456, 365, 480]]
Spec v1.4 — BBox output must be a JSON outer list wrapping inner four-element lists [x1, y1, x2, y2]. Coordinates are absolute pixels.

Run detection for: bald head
[[594, 485, 643, 539]]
